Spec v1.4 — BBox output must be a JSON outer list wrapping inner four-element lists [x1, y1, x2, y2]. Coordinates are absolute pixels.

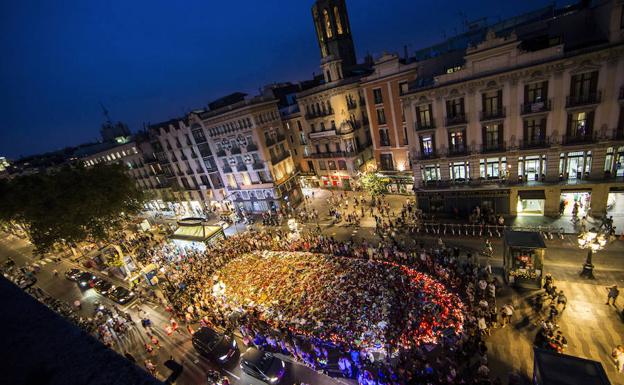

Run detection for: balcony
[[253, 162, 265, 170], [480, 142, 506, 153], [414, 119, 436, 131], [415, 151, 438, 160], [562, 132, 596, 145], [566, 91, 601, 108], [480, 107, 506, 121], [519, 137, 550, 149], [445, 114, 467, 126], [307, 150, 359, 159], [236, 164, 248, 172], [304, 109, 334, 120], [446, 146, 468, 157], [271, 150, 291, 164], [247, 143, 258, 151], [230, 146, 241, 155], [216, 149, 226, 157], [309, 129, 337, 139], [520, 99, 551, 115], [222, 166, 233, 173]]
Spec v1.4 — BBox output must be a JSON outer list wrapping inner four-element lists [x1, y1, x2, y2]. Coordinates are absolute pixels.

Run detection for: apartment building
[[360, 53, 418, 193], [403, 0, 624, 218], [193, 89, 300, 213]]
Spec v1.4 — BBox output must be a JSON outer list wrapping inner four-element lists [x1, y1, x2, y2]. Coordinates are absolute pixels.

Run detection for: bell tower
[[312, 0, 356, 82]]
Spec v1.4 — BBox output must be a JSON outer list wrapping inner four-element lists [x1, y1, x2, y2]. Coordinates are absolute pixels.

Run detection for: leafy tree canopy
[[359, 172, 387, 197], [0, 164, 144, 253]]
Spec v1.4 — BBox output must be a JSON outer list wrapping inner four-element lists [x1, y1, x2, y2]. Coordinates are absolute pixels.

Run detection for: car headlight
[[281, 360, 285, 368], [218, 354, 228, 361], [269, 377, 279, 383], [232, 339, 237, 348]]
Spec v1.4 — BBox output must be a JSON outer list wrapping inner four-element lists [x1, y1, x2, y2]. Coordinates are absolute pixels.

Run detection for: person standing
[[612, 345, 624, 373], [606, 285, 620, 306]]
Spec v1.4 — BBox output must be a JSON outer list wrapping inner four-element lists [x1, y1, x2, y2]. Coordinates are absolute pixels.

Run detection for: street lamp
[[578, 229, 607, 279]]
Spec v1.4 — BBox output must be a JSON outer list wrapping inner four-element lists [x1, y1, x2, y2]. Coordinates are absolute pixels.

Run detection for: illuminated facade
[[403, 1, 624, 217]]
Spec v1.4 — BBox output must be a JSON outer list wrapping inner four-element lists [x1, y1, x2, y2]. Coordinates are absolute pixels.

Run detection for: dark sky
[[0, 0, 566, 159]]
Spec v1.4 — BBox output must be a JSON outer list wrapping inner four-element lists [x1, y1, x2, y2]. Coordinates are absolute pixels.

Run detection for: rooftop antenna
[[99, 101, 112, 124]]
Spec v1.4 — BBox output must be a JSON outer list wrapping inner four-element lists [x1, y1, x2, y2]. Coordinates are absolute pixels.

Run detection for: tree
[[359, 172, 387, 197], [0, 164, 144, 253]]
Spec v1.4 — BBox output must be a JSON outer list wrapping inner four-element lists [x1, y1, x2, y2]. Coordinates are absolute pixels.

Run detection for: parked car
[[192, 327, 238, 364], [108, 286, 135, 304], [239, 348, 285, 384], [64, 268, 83, 281], [93, 278, 114, 296], [76, 272, 96, 288]]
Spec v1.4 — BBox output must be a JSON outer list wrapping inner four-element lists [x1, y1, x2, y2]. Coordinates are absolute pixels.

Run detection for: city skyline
[[0, 0, 564, 159]]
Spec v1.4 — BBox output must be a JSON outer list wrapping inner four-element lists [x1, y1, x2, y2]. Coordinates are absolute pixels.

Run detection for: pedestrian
[[556, 291, 567, 311], [151, 334, 161, 349], [500, 304, 514, 327], [612, 345, 624, 373], [144, 342, 154, 355], [606, 285, 620, 306]]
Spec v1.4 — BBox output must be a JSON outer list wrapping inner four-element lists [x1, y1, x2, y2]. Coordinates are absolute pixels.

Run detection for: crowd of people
[[124, 223, 527, 385]]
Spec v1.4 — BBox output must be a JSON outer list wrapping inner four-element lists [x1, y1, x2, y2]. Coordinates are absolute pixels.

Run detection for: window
[[376, 108, 386, 125], [380, 154, 394, 171], [483, 124, 502, 149], [482, 90, 502, 115], [449, 130, 466, 151], [570, 71, 598, 99], [200, 175, 210, 186], [422, 164, 441, 181], [323, 9, 333, 38], [420, 135, 434, 156], [479, 157, 507, 179], [333, 6, 343, 34], [373, 88, 383, 104], [416, 104, 433, 128], [307, 160, 315, 172], [525, 82, 548, 104], [446, 66, 461, 74], [450, 161, 469, 181], [403, 126, 409, 146], [379, 128, 390, 146], [446, 98, 465, 118], [567, 111, 594, 138], [328, 160, 337, 170], [399, 82, 409, 95], [524, 118, 546, 143], [318, 160, 327, 170], [338, 160, 347, 170]]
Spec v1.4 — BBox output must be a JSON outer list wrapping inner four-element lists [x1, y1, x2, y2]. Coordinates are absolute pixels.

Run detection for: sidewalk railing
[[413, 222, 568, 238]]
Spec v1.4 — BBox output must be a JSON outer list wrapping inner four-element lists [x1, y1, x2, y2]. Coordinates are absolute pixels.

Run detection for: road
[[0, 234, 352, 385]]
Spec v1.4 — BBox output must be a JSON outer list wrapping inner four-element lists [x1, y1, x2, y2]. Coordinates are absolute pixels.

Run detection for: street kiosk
[[503, 230, 546, 289]]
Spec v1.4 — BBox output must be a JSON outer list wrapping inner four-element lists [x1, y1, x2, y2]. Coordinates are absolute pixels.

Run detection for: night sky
[[0, 0, 568, 159]]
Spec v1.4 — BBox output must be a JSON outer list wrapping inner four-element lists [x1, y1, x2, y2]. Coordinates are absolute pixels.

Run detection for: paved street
[[0, 234, 351, 385], [2, 188, 624, 385]]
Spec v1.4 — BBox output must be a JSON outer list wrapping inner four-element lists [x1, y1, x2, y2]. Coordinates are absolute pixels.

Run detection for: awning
[[518, 190, 545, 200]]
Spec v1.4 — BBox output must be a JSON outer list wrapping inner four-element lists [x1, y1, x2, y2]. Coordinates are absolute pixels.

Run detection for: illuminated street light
[[578, 229, 607, 279]]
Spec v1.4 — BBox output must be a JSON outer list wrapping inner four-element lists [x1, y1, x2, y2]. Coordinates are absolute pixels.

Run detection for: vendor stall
[[533, 348, 610, 385], [170, 218, 225, 252], [503, 230, 546, 289]]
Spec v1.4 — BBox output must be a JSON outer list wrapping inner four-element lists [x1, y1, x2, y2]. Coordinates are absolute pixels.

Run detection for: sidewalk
[[299, 188, 624, 235]]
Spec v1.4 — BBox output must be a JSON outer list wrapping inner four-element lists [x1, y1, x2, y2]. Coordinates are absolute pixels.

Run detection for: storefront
[[607, 189, 624, 216], [320, 175, 352, 190], [517, 190, 545, 216], [170, 218, 225, 252], [560, 190, 591, 216], [416, 188, 510, 216], [503, 230, 546, 289], [381, 173, 414, 195]]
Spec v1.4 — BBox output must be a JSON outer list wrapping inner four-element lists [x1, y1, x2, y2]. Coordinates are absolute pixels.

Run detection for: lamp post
[[578, 229, 607, 279]]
